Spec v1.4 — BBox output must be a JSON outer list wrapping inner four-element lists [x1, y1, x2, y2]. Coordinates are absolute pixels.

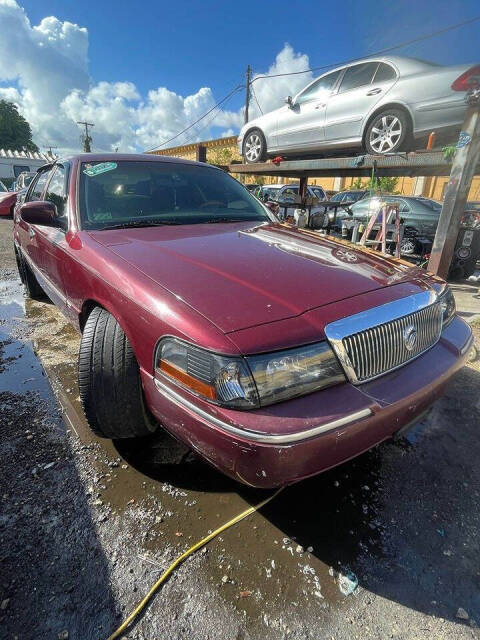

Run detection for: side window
[[373, 63, 397, 83], [338, 63, 378, 93], [296, 70, 342, 104], [14, 165, 30, 177], [45, 165, 68, 229], [28, 171, 50, 202]]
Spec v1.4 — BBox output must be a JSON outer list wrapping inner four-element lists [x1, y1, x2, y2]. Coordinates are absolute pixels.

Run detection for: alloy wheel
[[244, 133, 262, 162], [369, 115, 402, 153]]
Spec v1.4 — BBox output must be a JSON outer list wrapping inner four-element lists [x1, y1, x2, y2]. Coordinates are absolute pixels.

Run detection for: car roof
[[55, 152, 222, 170]]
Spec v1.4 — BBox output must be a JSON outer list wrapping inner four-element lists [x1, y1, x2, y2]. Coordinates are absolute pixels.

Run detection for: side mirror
[[20, 201, 56, 226], [285, 95, 293, 108]]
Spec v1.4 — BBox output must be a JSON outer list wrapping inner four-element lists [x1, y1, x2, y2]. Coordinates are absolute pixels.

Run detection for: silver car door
[[276, 70, 342, 151], [325, 62, 397, 142]]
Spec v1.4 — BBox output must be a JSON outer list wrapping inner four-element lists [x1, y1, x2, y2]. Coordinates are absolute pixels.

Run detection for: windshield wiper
[[99, 220, 182, 230], [203, 217, 260, 224]]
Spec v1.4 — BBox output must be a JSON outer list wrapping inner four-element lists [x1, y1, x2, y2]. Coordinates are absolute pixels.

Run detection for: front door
[[275, 69, 342, 152], [16, 169, 50, 272], [325, 62, 397, 142], [34, 164, 70, 314]]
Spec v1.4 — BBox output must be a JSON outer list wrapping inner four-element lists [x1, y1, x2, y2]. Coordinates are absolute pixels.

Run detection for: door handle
[[366, 88, 382, 96], [29, 227, 35, 239], [314, 103, 326, 109]]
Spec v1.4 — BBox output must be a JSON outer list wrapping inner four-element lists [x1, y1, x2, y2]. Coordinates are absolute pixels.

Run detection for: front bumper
[[141, 316, 472, 488]]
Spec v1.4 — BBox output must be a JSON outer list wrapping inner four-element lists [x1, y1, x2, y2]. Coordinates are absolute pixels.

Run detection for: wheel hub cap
[[370, 115, 402, 153]]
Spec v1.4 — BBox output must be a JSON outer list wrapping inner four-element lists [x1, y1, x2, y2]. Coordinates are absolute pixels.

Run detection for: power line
[[250, 16, 480, 84], [250, 82, 264, 115], [146, 85, 244, 151]]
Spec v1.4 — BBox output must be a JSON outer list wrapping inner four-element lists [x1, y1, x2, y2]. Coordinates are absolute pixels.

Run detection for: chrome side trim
[[460, 333, 474, 356], [325, 290, 439, 384], [154, 379, 372, 445]]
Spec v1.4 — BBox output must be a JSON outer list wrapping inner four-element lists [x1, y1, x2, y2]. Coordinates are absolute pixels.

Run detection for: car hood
[[89, 222, 425, 333]]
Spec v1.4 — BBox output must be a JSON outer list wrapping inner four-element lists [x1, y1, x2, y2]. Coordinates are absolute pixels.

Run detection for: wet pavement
[[1, 217, 479, 640]]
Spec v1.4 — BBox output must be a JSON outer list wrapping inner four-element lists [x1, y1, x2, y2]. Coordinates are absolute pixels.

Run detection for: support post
[[428, 97, 480, 278], [244, 65, 251, 125], [196, 144, 207, 163], [299, 175, 308, 202]]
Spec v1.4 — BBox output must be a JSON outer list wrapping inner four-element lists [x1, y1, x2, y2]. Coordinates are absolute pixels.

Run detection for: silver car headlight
[[155, 338, 345, 409], [438, 286, 456, 327]]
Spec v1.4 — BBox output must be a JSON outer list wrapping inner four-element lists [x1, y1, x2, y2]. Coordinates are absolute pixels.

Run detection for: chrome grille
[[342, 302, 442, 382]]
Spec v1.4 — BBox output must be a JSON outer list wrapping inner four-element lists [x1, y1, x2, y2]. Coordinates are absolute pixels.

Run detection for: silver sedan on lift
[[238, 56, 478, 162]]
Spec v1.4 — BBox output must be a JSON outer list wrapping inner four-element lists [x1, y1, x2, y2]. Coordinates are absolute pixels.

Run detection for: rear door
[[325, 62, 397, 142], [275, 70, 342, 151]]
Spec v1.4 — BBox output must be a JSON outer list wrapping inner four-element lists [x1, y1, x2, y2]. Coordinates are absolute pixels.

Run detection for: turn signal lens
[[155, 338, 259, 409], [438, 286, 456, 327], [451, 65, 480, 91]]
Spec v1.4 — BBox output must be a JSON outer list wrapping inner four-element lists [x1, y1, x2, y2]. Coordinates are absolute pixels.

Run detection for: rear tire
[[365, 109, 410, 155], [15, 248, 45, 299], [78, 307, 157, 439], [243, 129, 267, 163]]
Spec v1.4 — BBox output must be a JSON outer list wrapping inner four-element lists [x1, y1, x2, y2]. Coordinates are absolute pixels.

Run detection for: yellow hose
[[106, 486, 284, 640]]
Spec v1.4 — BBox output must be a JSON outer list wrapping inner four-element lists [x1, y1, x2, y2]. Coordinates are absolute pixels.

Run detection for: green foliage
[[0, 100, 38, 152], [442, 145, 456, 161], [208, 147, 237, 166], [345, 175, 399, 193], [368, 176, 399, 193], [350, 177, 366, 189]]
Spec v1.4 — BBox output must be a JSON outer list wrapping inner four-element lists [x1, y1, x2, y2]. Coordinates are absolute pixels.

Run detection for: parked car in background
[[238, 56, 479, 162], [14, 171, 36, 192], [255, 183, 328, 226], [13, 153, 472, 487], [339, 195, 442, 235], [0, 180, 18, 216], [329, 189, 370, 204], [255, 183, 326, 202]]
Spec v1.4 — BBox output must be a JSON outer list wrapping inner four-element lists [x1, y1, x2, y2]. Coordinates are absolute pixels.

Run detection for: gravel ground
[[1, 217, 479, 640]]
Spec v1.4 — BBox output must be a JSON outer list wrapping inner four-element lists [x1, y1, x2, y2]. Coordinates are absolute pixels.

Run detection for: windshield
[[0, 181, 7, 192], [79, 161, 270, 230]]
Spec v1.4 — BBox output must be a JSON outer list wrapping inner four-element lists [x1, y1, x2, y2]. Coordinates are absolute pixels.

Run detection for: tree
[[347, 175, 399, 193], [0, 101, 38, 152]]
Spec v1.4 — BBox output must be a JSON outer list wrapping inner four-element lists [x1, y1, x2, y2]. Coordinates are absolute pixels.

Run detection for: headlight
[[438, 286, 456, 326], [155, 338, 345, 409], [247, 342, 345, 405]]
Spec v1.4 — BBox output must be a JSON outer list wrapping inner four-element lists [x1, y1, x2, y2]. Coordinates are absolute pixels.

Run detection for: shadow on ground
[[0, 282, 119, 639]]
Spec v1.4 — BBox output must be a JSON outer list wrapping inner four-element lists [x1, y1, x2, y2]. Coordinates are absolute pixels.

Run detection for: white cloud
[[248, 44, 313, 119], [0, 1, 314, 153]]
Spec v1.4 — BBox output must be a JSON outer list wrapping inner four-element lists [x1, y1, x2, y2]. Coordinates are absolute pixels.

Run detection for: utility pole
[[428, 90, 480, 278], [45, 145, 58, 157], [244, 65, 251, 125], [77, 121, 94, 152]]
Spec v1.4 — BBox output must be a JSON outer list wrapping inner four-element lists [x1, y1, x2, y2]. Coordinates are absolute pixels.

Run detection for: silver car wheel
[[244, 133, 262, 162], [369, 115, 402, 153]]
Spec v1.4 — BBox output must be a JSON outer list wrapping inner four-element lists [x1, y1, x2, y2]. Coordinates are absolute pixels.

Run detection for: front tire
[[78, 307, 157, 439], [365, 109, 410, 155], [243, 129, 267, 163], [15, 248, 45, 299]]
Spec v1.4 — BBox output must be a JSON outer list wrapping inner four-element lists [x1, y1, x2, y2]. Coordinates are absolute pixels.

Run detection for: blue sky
[[2, 0, 480, 152]]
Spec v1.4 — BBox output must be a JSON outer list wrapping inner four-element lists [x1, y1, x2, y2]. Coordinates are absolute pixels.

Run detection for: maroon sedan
[[0, 181, 17, 216], [13, 154, 472, 488]]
